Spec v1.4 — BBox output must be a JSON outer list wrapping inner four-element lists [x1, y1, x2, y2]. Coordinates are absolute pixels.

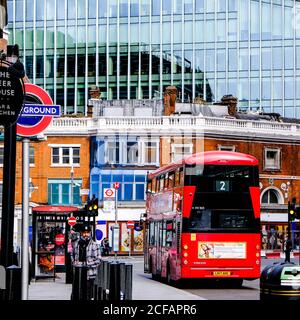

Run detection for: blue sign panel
[[21, 104, 61, 117]]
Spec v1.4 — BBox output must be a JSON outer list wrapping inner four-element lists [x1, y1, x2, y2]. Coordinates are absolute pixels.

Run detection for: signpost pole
[[21, 138, 30, 300], [0, 123, 17, 268], [114, 188, 118, 260]]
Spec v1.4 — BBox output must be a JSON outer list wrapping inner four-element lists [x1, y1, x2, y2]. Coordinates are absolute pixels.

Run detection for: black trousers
[[87, 278, 95, 300]]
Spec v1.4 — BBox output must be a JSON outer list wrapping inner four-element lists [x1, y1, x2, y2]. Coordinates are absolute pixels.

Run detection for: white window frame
[[217, 144, 236, 152], [104, 140, 120, 164], [141, 139, 160, 166], [171, 143, 193, 162], [261, 187, 284, 205], [264, 147, 281, 171], [126, 141, 139, 164], [49, 144, 81, 167]]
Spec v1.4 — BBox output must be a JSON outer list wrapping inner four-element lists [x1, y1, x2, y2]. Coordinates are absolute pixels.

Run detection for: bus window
[[159, 175, 164, 191], [149, 222, 155, 246], [179, 167, 184, 185], [162, 221, 166, 247], [168, 172, 175, 188], [156, 178, 160, 192], [164, 172, 169, 189], [166, 221, 174, 247], [151, 178, 156, 193], [147, 180, 152, 193], [175, 169, 180, 187]]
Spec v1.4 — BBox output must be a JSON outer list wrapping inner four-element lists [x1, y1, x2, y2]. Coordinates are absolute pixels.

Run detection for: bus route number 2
[[216, 180, 230, 192]]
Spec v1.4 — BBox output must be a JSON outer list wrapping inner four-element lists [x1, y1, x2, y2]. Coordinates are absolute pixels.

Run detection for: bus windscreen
[[183, 165, 260, 233]]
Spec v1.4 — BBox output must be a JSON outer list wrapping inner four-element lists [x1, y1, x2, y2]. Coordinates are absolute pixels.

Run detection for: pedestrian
[[71, 224, 101, 300], [284, 238, 292, 263], [269, 233, 276, 250]]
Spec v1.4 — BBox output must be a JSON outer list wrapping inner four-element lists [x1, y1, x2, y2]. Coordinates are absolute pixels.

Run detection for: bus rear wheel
[[166, 262, 173, 286]]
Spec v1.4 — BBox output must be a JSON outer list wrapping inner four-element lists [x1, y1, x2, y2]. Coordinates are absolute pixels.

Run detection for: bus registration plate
[[213, 271, 231, 276]]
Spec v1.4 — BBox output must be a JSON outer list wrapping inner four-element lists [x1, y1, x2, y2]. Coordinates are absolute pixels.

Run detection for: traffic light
[[288, 201, 296, 221], [87, 196, 98, 215], [296, 206, 300, 220]]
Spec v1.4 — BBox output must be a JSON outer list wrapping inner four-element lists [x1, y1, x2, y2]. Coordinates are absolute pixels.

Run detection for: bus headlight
[[183, 260, 188, 265], [256, 260, 260, 265], [256, 253, 260, 257], [183, 252, 188, 257], [183, 245, 188, 250]]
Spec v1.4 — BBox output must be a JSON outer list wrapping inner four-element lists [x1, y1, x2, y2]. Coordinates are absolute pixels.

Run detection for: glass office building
[[6, 0, 300, 117]]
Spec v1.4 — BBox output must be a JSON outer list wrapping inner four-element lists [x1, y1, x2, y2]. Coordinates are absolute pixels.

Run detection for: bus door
[[144, 221, 150, 273], [156, 221, 163, 274]]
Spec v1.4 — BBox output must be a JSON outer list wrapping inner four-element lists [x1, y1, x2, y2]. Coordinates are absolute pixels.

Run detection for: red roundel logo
[[17, 83, 54, 137]]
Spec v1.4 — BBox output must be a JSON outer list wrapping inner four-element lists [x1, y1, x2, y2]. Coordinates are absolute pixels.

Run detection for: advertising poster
[[121, 223, 130, 252], [198, 242, 247, 259], [133, 229, 143, 252]]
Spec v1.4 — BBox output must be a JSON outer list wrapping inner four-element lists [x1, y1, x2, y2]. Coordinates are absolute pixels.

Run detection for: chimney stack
[[221, 95, 238, 116], [88, 85, 101, 117], [164, 86, 178, 116]]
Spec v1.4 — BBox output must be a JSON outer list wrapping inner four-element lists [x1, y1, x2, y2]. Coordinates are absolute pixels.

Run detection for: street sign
[[17, 83, 61, 137], [55, 234, 65, 246], [80, 189, 90, 196], [127, 220, 135, 229], [103, 200, 115, 212], [104, 188, 115, 199], [114, 182, 120, 190], [0, 65, 25, 126], [67, 216, 77, 227]]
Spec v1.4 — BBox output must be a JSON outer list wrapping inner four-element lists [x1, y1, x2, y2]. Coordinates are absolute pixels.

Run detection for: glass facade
[[7, 0, 300, 117]]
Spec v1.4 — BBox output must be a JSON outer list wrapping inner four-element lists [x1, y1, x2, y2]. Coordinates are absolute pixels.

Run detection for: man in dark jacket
[[71, 224, 101, 299]]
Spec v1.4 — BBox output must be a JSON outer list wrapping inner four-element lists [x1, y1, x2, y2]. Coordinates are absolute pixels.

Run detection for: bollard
[[103, 261, 111, 300], [125, 264, 133, 300], [119, 263, 126, 300], [71, 265, 88, 300], [5, 265, 22, 300], [260, 262, 300, 300], [108, 262, 120, 300], [65, 253, 73, 284], [0, 265, 6, 301]]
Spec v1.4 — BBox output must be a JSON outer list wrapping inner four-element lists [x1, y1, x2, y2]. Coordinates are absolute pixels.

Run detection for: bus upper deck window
[[175, 169, 180, 187], [169, 172, 175, 188]]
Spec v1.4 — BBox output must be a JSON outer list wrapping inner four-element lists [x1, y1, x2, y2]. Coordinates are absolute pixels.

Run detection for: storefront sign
[[0, 65, 24, 126]]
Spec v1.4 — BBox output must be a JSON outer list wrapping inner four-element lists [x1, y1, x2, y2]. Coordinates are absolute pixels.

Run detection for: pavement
[[28, 257, 202, 300], [28, 255, 300, 300]]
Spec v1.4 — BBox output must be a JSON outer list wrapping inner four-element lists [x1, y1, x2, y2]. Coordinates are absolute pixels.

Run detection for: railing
[[46, 116, 300, 138]]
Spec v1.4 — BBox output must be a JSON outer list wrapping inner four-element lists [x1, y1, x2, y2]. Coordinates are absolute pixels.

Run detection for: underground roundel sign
[[17, 83, 57, 137]]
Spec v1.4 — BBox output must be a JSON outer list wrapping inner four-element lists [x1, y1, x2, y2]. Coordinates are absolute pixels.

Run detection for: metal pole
[[70, 166, 74, 206], [114, 188, 118, 259], [21, 138, 30, 300], [129, 229, 131, 257], [0, 123, 17, 268]]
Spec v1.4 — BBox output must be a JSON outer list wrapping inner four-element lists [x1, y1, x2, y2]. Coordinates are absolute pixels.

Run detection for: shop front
[[32, 206, 97, 280]]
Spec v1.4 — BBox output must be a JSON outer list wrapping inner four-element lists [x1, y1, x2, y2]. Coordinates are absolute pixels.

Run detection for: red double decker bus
[[144, 151, 260, 286]]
